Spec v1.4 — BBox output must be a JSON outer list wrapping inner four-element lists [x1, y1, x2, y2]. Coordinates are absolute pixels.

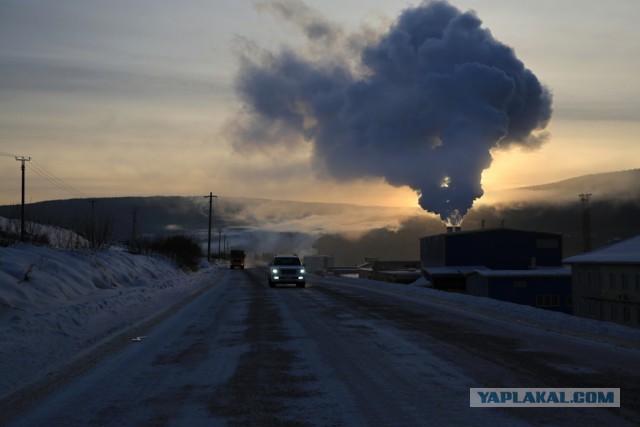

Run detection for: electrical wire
[[3, 152, 90, 199], [28, 158, 89, 198], [0, 150, 20, 158]]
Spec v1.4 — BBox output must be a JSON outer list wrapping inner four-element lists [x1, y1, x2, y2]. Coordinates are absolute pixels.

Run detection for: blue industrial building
[[466, 269, 572, 314], [420, 227, 563, 270], [420, 228, 572, 313]]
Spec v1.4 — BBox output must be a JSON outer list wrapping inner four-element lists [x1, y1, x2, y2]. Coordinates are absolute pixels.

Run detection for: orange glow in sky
[[1, 1, 639, 212]]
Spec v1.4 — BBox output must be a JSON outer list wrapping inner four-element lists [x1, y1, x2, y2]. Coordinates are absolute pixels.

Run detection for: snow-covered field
[[2, 235, 640, 406]]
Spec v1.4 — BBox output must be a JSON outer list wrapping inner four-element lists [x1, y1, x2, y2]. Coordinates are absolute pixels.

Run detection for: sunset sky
[[1, 0, 639, 213]]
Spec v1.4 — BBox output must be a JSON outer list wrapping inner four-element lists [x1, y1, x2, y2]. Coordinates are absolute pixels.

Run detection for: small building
[[304, 255, 335, 276], [467, 269, 572, 313], [564, 236, 640, 328], [358, 260, 421, 284]]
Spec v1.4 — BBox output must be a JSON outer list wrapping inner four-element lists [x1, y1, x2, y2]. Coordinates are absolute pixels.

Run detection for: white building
[[564, 236, 640, 328], [303, 255, 334, 276]]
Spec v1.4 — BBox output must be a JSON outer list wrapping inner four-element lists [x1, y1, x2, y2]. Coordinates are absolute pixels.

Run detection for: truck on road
[[229, 249, 245, 269]]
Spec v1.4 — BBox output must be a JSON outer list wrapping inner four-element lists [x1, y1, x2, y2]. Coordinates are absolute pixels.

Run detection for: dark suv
[[268, 255, 306, 288]]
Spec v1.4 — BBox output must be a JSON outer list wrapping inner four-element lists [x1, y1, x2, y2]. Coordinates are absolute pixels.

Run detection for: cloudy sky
[[1, 0, 639, 217]]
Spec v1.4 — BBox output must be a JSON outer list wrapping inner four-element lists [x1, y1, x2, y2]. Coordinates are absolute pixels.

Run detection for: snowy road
[[6, 268, 640, 426]]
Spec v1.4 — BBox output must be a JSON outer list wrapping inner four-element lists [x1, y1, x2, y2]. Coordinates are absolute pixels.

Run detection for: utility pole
[[88, 200, 98, 248], [15, 156, 31, 241], [579, 193, 592, 253], [222, 234, 227, 259], [204, 192, 218, 262], [131, 207, 138, 251], [218, 227, 222, 261]]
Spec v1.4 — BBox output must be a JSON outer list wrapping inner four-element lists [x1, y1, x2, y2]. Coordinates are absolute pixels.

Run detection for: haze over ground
[[3, 168, 640, 266]]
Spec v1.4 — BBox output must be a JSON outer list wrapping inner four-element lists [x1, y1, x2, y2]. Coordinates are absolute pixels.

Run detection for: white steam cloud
[[230, 0, 552, 224]]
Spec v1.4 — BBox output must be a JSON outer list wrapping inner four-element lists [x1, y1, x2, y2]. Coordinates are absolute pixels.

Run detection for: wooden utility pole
[[130, 207, 138, 250], [579, 193, 592, 253], [204, 192, 217, 262], [89, 200, 98, 248], [15, 156, 31, 241]]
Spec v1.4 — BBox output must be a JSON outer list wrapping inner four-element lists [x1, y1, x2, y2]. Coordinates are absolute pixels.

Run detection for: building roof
[[425, 266, 570, 278], [423, 266, 490, 276], [420, 227, 562, 240], [468, 268, 571, 278], [563, 235, 640, 265]]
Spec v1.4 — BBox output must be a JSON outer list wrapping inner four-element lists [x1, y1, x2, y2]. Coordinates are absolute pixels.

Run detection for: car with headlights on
[[268, 255, 306, 288]]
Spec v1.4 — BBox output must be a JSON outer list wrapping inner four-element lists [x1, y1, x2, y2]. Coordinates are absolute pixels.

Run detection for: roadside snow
[[317, 275, 640, 350], [0, 243, 220, 400], [2, 239, 640, 405]]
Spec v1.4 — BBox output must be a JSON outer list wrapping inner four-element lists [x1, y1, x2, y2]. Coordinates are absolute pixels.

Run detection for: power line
[[3, 152, 90, 199], [28, 158, 89, 198]]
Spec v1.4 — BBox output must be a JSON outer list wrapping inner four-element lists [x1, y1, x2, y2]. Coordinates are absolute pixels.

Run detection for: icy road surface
[[5, 268, 640, 426]]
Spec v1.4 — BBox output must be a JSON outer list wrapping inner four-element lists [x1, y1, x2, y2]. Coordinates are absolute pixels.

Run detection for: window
[[536, 295, 560, 307], [513, 280, 527, 288], [585, 271, 591, 288], [623, 305, 630, 323], [599, 272, 605, 288], [621, 273, 628, 290], [610, 303, 617, 321], [566, 294, 573, 307], [635, 273, 640, 291], [609, 272, 616, 289]]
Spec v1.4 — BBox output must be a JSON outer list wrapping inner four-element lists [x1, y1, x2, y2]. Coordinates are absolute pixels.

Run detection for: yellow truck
[[229, 249, 245, 269]]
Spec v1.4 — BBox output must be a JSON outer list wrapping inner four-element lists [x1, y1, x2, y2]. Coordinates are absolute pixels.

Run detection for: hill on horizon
[[489, 168, 640, 206], [1, 168, 639, 265]]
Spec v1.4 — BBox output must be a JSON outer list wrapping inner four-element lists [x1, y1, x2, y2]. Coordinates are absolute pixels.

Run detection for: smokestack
[[446, 225, 462, 233]]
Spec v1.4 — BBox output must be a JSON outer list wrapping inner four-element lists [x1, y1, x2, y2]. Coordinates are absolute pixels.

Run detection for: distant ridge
[[522, 168, 640, 192], [493, 168, 640, 204]]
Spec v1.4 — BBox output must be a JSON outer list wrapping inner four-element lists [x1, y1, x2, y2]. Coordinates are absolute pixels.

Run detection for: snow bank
[[316, 275, 640, 350], [0, 243, 221, 400], [0, 217, 89, 249], [0, 243, 182, 311]]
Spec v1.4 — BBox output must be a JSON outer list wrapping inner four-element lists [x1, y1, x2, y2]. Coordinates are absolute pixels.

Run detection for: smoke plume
[[231, 0, 552, 224]]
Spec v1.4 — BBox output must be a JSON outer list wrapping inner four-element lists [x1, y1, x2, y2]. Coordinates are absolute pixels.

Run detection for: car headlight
[[300, 268, 305, 274], [272, 268, 278, 274]]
